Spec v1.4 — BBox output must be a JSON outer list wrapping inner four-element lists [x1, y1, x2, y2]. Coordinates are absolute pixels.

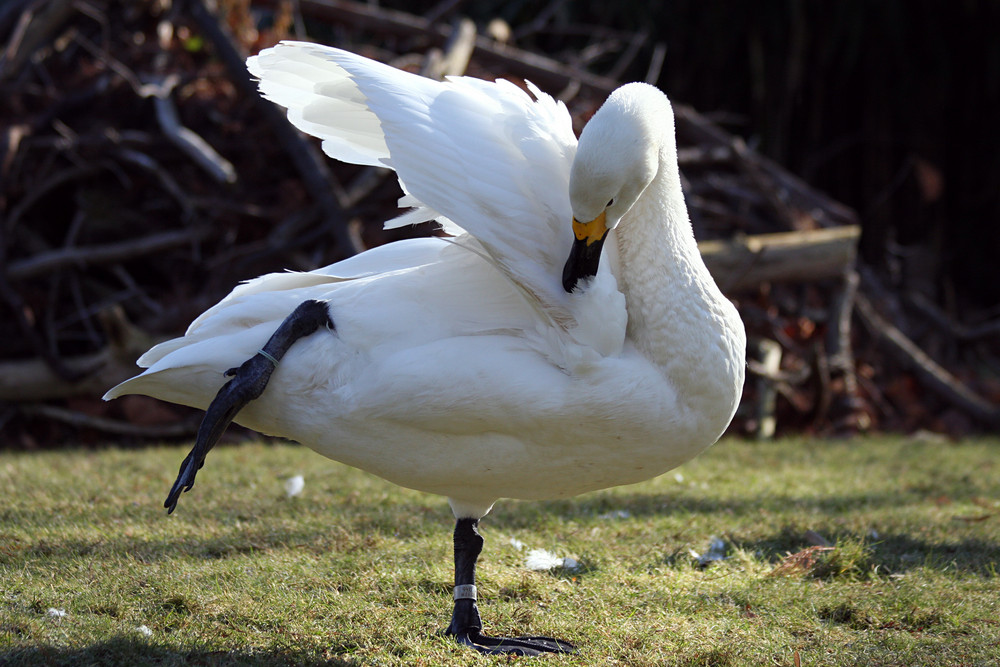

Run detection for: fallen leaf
[[769, 546, 834, 577]]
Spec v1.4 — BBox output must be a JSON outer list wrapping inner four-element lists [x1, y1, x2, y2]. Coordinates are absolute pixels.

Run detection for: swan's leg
[[164, 299, 332, 513], [446, 518, 576, 656]]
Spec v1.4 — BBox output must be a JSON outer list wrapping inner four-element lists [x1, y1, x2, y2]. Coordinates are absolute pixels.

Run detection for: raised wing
[[248, 42, 579, 319]]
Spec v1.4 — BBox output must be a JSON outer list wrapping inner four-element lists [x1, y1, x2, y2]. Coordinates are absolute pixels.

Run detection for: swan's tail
[[102, 322, 287, 411], [103, 273, 340, 409]]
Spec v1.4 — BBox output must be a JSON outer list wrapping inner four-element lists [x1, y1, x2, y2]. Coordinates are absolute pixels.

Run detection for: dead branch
[[424, 0, 465, 25], [6, 163, 105, 231], [905, 291, 1000, 342], [823, 269, 865, 431], [146, 74, 238, 184], [184, 0, 363, 257], [746, 358, 811, 384], [674, 105, 858, 230], [0, 267, 90, 383], [8, 227, 212, 281], [731, 137, 798, 230], [270, 0, 622, 95], [750, 338, 781, 439], [606, 30, 647, 81], [423, 17, 476, 80], [827, 269, 860, 375], [645, 41, 666, 84], [855, 292, 1000, 426], [0, 0, 75, 81], [676, 146, 733, 166], [114, 147, 196, 218], [17, 402, 199, 438]]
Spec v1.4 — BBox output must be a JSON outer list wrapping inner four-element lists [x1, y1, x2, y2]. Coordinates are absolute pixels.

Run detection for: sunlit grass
[[2, 436, 998, 665]]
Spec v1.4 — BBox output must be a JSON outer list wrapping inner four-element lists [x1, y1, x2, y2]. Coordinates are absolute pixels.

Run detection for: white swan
[[105, 42, 746, 655]]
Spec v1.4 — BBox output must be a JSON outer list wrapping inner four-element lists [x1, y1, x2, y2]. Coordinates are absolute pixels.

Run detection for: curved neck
[[614, 147, 744, 418]]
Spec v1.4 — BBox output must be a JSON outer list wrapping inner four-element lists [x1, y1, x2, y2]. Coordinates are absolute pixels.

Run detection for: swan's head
[[562, 83, 675, 292]]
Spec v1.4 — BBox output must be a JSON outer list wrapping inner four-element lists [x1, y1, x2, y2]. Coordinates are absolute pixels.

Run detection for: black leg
[[446, 519, 576, 656], [164, 300, 332, 513]]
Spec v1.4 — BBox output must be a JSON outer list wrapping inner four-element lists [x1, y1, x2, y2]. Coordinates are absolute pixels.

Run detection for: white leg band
[[257, 349, 279, 367], [453, 584, 477, 601]]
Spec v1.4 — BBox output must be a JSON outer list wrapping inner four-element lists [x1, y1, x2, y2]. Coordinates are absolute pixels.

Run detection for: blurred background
[[1, 0, 998, 447]]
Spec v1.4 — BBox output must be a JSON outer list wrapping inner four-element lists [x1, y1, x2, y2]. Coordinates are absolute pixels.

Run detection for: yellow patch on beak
[[571, 210, 608, 247]]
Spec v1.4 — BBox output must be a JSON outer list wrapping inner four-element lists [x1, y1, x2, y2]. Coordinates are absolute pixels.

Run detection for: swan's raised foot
[[451, 629, 576, 656], [164, 299, 332, 514]]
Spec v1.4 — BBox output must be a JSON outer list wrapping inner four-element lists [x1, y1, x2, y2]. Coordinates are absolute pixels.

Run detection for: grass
[[2, 435, 999, 666]]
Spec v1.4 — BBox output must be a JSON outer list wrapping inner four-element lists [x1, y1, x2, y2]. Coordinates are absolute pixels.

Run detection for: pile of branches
[[1, 0, 997, 447]]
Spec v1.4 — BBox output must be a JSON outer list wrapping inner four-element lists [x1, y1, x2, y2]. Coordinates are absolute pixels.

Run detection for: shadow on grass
[[731, 526, 1000, 577], [11, 496, 999, 580], [490, 491, 1000, 578], [0, 637, 360, 667], [9, 484, 997, 579], [498, 488, 984, 526], [8, 517, 444, 567]]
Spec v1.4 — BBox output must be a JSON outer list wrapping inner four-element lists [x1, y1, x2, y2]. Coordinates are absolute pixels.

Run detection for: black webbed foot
[[164, 300, 332, 513], [451, 628, 576, 656], [163, 352, 278, 513], [446, 519, 577, 656]]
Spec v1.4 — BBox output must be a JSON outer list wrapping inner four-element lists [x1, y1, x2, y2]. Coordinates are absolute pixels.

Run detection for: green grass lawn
[[2, 436, 998, 666]]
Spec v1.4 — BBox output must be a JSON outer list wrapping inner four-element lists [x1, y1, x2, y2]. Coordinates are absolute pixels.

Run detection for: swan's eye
[[606, 198, 615, 208]]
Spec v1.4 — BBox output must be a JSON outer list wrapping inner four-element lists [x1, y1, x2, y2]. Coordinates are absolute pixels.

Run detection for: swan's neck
[[614, 147, 745, 420]]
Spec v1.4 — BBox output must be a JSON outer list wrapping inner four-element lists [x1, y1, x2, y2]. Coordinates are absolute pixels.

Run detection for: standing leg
[[446, 518, 576, 656]]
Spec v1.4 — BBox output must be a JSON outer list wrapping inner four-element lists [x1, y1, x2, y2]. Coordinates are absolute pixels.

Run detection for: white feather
[[248, 42, 578, 321]]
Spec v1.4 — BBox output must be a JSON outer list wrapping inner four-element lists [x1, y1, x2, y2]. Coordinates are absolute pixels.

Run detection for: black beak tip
[[562, 262, 577, 293], [562, 237, 605, 293]]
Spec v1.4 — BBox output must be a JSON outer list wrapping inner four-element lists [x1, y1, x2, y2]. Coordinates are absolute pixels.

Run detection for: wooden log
[[699, 226, 860, 293], [0, 347, 142, 402], [0, 307, 160, 402]]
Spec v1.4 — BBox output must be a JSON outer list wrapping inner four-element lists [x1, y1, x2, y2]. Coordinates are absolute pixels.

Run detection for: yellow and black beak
[[562, 211, 609, 292]]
